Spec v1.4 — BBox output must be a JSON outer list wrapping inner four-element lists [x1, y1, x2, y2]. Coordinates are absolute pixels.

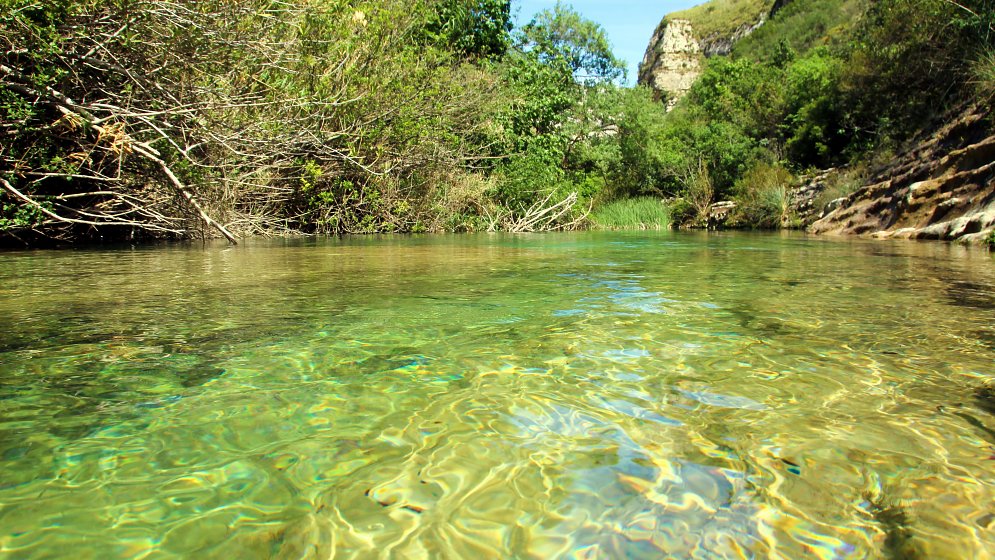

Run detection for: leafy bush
[[782, 50, 848, 166], [676, 158, 716, 226], [685, 57, 785, 140], [425, 0, 513, 60], [668, 198, 697, 228]]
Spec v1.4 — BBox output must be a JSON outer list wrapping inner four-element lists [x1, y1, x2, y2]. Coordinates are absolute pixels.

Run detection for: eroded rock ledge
[[810, 107, 995, 243]]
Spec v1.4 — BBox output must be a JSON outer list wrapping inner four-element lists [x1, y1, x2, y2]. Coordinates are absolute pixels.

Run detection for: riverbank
[[6, 1, 994, 248]]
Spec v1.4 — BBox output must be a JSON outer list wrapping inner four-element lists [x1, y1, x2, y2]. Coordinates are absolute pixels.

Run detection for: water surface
[[1, 232, 994, 559]]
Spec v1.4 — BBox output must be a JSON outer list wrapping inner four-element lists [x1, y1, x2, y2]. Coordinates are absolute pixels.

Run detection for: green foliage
[[9, 0, 991, 241], [641, 0, 995, 233], [608, 86, 673, 196], [972, 47, 995, 102], [589, 197, 670, 230], [499, 51, 576, 140], [811, 165, 867, 213], [0, 196, 47, 230], [490, 51, 575, 211], [670, 0, 768, 40], [518, 2, 626, 83], [685, 57, 784, 139], [668, 198, 696, 227], [732, 0, 863, 62], [730, 163, 796, 228], [842, 0, 995, 139], [678, 158, 715, 226], [782, 50, 847, 165], [426, 0, 512, 60], [488, 11, 664, 223], [661, 103, 764, 199], [651, 5, 858, 211], [493, 144, 568, 210], [986, 229, 995, 249]]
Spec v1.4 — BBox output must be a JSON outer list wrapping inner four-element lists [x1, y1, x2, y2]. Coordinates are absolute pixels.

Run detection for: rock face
[[638, 1, 783, 108], [638, 19, 701, 111], [810, 107, 995, 243], [698, 18, 766, 57]]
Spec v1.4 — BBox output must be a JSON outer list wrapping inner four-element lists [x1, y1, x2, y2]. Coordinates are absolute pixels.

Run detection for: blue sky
[[512, 0, 700, 84]]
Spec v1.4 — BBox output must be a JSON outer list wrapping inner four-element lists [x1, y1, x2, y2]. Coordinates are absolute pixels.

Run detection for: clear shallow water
[[1, 231, 994, 559]]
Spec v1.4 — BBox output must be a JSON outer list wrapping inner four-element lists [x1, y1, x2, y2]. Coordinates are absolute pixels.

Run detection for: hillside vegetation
[[670, 0, 768, 40], [650, 0, 995, 230], [731, 0, 864, 60]]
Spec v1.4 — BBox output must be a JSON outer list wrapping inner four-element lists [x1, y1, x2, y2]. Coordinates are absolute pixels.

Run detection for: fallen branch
[[508, 191, 580, 232], [1, 177, 182, 234], [131, 145, 239, 244]]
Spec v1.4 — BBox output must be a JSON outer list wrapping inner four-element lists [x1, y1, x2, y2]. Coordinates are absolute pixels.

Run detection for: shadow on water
[[946, 280, 995, 311], [975, 381, 995, 417], [864, 492, 925, 560]]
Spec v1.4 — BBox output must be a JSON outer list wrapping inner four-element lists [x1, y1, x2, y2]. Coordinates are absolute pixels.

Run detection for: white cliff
[[638, 19, 701, 111]]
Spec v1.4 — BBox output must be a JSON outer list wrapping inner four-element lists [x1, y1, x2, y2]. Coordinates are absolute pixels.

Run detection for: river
[[1, 232, 994, 558]]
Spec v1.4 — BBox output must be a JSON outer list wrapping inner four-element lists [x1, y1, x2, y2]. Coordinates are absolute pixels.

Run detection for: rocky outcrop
[[698, 18, 767, 57], [707, 200, 737, 227], [788, 167, 851, 226], [638, 19, 701, 110], [810, 107, 995, 243], [639, 1, 791, 108]]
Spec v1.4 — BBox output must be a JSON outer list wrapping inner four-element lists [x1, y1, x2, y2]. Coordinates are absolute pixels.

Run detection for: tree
[[518, 2, 626, 83], [426, 0, 513, 61]]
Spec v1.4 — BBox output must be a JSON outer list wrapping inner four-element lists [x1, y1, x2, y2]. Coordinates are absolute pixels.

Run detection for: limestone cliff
[[809, 107, 995, 243], [638, 19, 701, 110], [638, 0, 785, 108]]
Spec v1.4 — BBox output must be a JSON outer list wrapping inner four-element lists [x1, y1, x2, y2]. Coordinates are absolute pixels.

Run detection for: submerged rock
[[863, 491, 925, 560], [976, 379, 995, 416]]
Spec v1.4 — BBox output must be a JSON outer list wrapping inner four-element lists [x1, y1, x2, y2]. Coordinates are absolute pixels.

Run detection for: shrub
[[668, 198, 697, 227], [730, 163, 796, 228], [677, 158, 715, 226]]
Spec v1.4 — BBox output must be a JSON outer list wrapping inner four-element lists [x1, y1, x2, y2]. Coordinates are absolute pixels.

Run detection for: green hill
[[670, 0, 770, 41], [732, 0, 866, 61]]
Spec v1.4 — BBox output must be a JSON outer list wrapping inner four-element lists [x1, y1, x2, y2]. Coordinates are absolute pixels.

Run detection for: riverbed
[[1, 232, 993, 558]]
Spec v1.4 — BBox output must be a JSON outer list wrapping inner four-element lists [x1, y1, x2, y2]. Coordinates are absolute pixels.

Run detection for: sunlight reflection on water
[[0, 232, 994, 558]]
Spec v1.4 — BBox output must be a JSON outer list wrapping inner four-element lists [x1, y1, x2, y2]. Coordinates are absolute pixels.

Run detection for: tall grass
[[730, 163, 796, 228], [811, 164, 868, 214], [589, 197, 671, 230], [972, 47, 995, 103]]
